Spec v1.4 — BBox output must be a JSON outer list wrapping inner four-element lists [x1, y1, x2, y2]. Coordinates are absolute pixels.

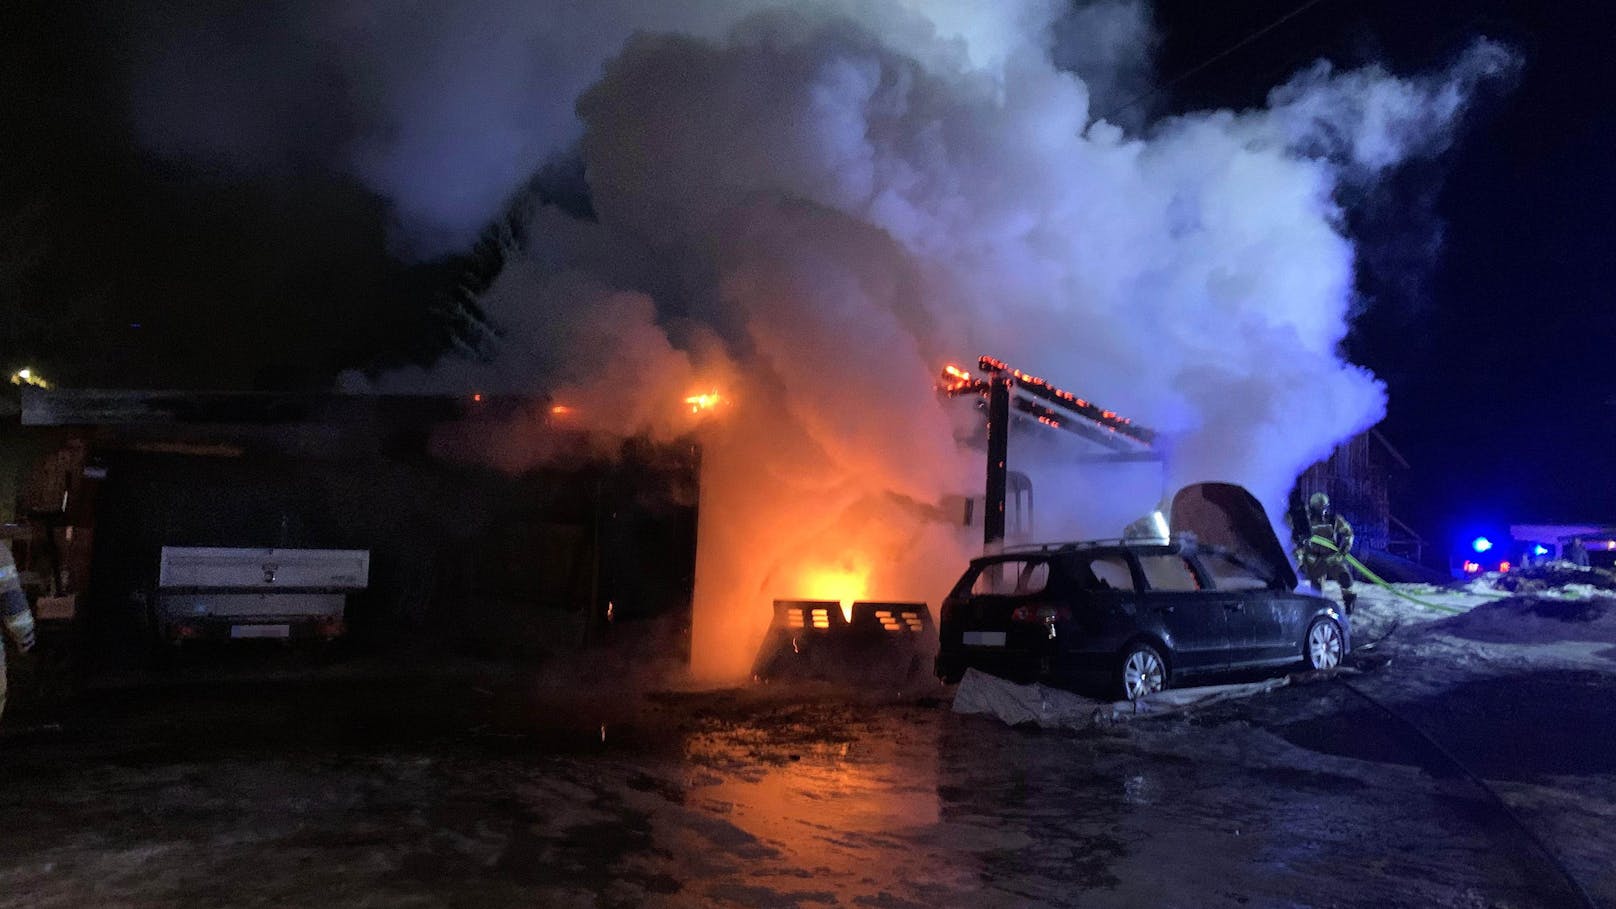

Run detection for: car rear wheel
[[1304, 617, 1344, 670], [1117, 642, 1167, 701]]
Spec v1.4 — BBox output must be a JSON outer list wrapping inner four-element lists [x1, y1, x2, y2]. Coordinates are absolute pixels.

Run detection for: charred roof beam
[[939, 357, 1158, 454]]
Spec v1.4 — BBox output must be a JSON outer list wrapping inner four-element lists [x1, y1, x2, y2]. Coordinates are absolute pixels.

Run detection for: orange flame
[[797, 564, 869, 624], [685, 391, 724, 414], [549, 404, 573, 415]]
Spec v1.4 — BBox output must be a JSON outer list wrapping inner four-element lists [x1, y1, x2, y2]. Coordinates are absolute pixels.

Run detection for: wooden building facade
[[1293, 429, 1425, 563]]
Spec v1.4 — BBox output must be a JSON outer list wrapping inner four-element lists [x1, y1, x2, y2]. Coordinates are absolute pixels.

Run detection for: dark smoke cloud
[[130, 0, 815, 255], [1050, 0, 1159, 129]]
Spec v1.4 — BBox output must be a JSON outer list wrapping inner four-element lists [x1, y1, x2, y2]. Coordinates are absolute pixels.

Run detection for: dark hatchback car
[[935, 483, 1350, 700]]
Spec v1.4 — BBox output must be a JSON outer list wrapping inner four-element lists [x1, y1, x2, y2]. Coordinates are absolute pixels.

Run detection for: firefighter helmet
[[1307, 492, 1331, 522]]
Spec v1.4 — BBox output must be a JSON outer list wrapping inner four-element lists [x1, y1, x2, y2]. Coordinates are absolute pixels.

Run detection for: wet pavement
[[1, 642, 1613, 907]]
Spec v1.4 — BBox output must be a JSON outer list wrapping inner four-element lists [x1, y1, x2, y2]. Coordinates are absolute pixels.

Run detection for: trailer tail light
[[1010, 604, 1072, 623], [168, 622, 202, 641]]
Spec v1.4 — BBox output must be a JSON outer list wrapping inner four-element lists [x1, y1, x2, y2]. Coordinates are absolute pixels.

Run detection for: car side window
[[971, 559, 1049, 596], [1200, 552, 1271, 591], [1137, 554, 1200, 591], [1083, 555, 1135, 592]]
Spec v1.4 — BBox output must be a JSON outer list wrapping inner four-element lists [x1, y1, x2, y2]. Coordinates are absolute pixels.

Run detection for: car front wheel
[[1304, 617, 1345, 670], [1117, 642, 1167, 701]]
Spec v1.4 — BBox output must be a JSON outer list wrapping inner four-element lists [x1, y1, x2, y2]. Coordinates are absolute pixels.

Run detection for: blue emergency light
[[1471, 536, 1493, 553], [1533, 544, 1550, 556]]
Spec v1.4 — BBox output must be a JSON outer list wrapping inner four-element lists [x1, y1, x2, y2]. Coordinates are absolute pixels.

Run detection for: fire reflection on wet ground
[[0, 674, 1605, 907]]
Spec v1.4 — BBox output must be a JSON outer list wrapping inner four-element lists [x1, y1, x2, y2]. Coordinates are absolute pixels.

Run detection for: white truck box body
[[155, 547, 369, 635], [158, 547, 369, 591]]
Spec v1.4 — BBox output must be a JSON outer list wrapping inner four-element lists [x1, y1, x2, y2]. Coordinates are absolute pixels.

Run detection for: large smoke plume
[[132, 1, 1513, 680]]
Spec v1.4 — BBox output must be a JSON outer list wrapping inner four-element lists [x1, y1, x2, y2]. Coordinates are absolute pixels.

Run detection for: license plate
[[231, 624, 290, 639], [963, 631, 1006, 647]]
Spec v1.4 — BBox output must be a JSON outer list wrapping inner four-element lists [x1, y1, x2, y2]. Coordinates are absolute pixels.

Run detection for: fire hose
[[1331, 677, 1598, 909], [1306, 534, 1467, 614], [1298, 540, 1594, 903]]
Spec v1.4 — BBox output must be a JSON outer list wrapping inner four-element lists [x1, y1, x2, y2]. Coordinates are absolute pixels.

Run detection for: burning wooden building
[[1, 388, 700, 671]]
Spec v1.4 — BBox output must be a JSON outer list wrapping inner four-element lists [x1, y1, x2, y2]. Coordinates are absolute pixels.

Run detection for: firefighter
[[1564, 537, 1590, 568], [1293, 492, 1356, 615], [1, 540, 37, 723]]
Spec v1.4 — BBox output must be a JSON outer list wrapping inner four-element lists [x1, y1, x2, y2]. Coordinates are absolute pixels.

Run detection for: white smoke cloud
[[1260, 39, 1518, 175], [450, 4, 1506, 676], [135, 1, 1512, 679]]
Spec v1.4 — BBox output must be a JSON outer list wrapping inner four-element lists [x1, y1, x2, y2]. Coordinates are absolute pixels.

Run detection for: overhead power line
[[1099, 0, 1336, 123]]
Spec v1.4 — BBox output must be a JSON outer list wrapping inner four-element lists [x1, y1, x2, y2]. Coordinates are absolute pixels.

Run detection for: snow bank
[[1338, 582, 1495, 644], [1361, 567, 1616, 671], [1325, 564, 1614, 643], [1495, 564, 1616, 594], [1422, 595, 1614, 648]]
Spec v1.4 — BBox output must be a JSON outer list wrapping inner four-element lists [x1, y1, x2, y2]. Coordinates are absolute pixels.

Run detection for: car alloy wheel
[[1120, 645, 1166, 700], [1306, 618, 1344, 670]]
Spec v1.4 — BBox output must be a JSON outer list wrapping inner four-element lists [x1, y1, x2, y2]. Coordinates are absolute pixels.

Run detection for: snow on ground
[[1340, 563, 1616, 672], [1341, 579, 1498, 645], [1318, 559, 1616, 666], [1331, 564, 1616, 904]]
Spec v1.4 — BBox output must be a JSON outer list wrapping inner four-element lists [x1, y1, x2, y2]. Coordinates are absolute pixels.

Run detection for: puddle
[[1276, 705, 1450, 775]]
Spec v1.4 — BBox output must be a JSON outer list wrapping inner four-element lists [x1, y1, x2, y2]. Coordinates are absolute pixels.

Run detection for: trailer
[[154, 546, 369, 644]]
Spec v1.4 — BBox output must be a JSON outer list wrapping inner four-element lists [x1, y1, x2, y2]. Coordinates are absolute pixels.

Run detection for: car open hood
[[1169, 482, 1298, 591]]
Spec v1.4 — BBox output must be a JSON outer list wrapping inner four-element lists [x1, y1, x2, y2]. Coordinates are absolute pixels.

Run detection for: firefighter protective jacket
[[1298, 514, 1354, 568], [1, 543, 34, 653]]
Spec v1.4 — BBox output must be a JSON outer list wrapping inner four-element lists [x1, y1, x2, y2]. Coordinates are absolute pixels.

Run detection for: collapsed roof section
[[939, 356, 1158, 461]]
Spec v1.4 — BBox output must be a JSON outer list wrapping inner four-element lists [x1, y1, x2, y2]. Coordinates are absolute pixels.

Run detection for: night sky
[[1148, 0, 1616, 545], [2, 0, 1611, 552]]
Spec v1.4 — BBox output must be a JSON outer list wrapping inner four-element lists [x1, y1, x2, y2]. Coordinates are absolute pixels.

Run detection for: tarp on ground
[[950, 668, 1290, 730]]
